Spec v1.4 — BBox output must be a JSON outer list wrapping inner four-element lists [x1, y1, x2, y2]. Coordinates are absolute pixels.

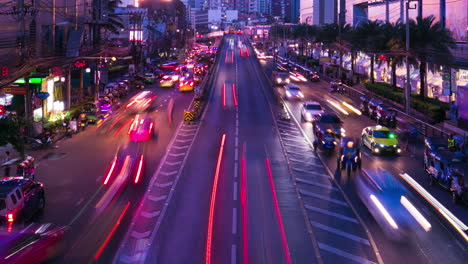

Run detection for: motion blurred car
[[0, 223, 66, 264], [289, 71, 307, 82], [301, 101, 323, 122], [144, 73, 156, 84], [125, 91, 156, 112], [275, 72, 290, 85], [179, 79, 195, 92], [166, 71, 180, 82], [356, 168, 432, 240], [0, 177, 45, 224], [153, 69, 164, 79], [128, 114, 154, 142], [284, 84, 304, 100], [159, 76, 175, 88], [361, 126, 401, 154], [313, 113, 345, 137]]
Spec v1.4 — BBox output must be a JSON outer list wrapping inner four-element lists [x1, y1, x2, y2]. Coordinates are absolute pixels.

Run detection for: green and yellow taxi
[[361, 126, 401, 154]]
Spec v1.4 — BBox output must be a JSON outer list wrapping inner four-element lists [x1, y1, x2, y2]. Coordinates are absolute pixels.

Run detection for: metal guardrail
[[184, 37, 225, 122]]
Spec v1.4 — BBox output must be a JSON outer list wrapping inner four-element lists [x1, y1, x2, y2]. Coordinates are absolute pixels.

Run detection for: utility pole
[[338, 1, 346, 83], [386, 0, 390, 22], [417, 0, 422, 18], [440, 0, 446, 29], [400, 0, 404, 22], [405, 0, 417, 114]]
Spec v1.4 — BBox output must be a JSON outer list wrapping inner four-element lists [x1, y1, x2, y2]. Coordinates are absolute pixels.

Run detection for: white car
[[301, 101, 323, 122], [284, 84, 304, 100]]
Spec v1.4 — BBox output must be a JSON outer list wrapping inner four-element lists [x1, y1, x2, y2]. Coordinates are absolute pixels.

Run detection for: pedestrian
[[3, 151, 10, 177], [450, 101, 458, 122]]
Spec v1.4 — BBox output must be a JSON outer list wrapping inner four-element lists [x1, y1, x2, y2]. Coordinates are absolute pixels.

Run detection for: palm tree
[[381, 22, 405, 87], [318, 23, 339, 60], [409, 15, 455, 97], [354, 20, 384, 83]]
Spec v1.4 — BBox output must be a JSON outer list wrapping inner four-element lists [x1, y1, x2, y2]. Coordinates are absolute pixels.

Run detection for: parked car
[[0, 177, 45, 224]]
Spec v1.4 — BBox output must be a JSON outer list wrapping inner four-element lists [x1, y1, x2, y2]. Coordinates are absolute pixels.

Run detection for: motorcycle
[[337, 138, 362, 178], [28, 133, 53, 150]]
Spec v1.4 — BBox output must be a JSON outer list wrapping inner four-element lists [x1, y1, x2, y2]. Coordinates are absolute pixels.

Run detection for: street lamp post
[[405, 0, 417, 114]]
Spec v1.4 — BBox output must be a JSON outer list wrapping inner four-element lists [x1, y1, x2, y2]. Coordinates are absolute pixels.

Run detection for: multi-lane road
[[19, 34, 467, 264]]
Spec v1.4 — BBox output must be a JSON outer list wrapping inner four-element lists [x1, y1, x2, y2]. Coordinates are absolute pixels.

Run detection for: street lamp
[[405, 0, 418, 114], [85, 68, 91, 73]]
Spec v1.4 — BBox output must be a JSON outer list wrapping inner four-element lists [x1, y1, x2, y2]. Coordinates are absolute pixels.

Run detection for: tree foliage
[[0, 116, 25, 158]]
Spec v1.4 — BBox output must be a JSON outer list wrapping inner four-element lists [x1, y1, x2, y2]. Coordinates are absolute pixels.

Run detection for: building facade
[[299, 0, 336, 25]]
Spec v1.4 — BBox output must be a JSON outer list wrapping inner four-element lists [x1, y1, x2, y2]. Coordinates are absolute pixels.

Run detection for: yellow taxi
[[361, 125, 401, 154], [179, 79, 195, 92]]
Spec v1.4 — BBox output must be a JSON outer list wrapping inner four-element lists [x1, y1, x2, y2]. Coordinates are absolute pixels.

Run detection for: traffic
[[0, 41, 216, 263]]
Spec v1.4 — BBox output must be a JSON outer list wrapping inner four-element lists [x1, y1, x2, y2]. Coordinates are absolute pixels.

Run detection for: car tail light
[[160, 80, 164, 83], [190, 82, 194, 86], [7, 213, 14, 223]]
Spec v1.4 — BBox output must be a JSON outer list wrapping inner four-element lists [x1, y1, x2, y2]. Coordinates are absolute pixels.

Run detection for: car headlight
[[286, 91, 291, 97], [305, 112, 312, 121], [340, 128, 346, 134], [286, 79, 290, 83], [277, 78, 281, 83], [298, 92, 304, 98]]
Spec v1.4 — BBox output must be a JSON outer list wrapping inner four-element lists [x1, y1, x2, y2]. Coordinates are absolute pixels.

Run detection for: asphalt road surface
[[31, 78, 193, 263]]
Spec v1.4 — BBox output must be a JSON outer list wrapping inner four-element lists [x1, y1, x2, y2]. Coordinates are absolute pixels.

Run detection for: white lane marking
[[232, 207, 237, 234], [233, 182, 238, 201], [276, 119, 292, 125], [165, 161, 182, 166], [177, 132, 195, 137], [148, 194, 167, 202], [305, 204, 359, 224], [283, 143, 311, 150], [160, 104, 163, 107], [169, 152, 186, 157], [282, 137, 307, 144], [318, 242, 376, 264], [179, 128, 197, 133], [299, 190, 349, 206], [235, 137, 239, 147], [236, 119, 239, 127], [296, 178, 339, 191], [154, 181, 173, 188], [292, 165, 330, 175], [231, 244, 237, 264], [311, 221, 370, 246], [159, 170, 178, 176], [235, 126, 239, 136], [235, 148, 239, 161], [120, 253, 144, 263], [172, 145, 189, 150], [75, 198, 85, 206], [234, 162, 238, 178], [141, 210, 161, 218], [175, 138, 193, 143], [130, 231, 150, 239]]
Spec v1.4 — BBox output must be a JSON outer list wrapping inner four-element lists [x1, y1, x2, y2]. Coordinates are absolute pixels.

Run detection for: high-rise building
[[272, 0, 291, 22], [299, 0, 336, 25]]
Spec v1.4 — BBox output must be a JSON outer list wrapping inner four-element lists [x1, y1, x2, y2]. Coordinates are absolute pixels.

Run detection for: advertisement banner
[[2, 87, 27, 95]]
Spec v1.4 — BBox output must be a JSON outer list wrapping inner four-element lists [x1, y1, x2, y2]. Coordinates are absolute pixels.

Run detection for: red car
[[0, 223, 66, 264], [128, 114, 154, 142]]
